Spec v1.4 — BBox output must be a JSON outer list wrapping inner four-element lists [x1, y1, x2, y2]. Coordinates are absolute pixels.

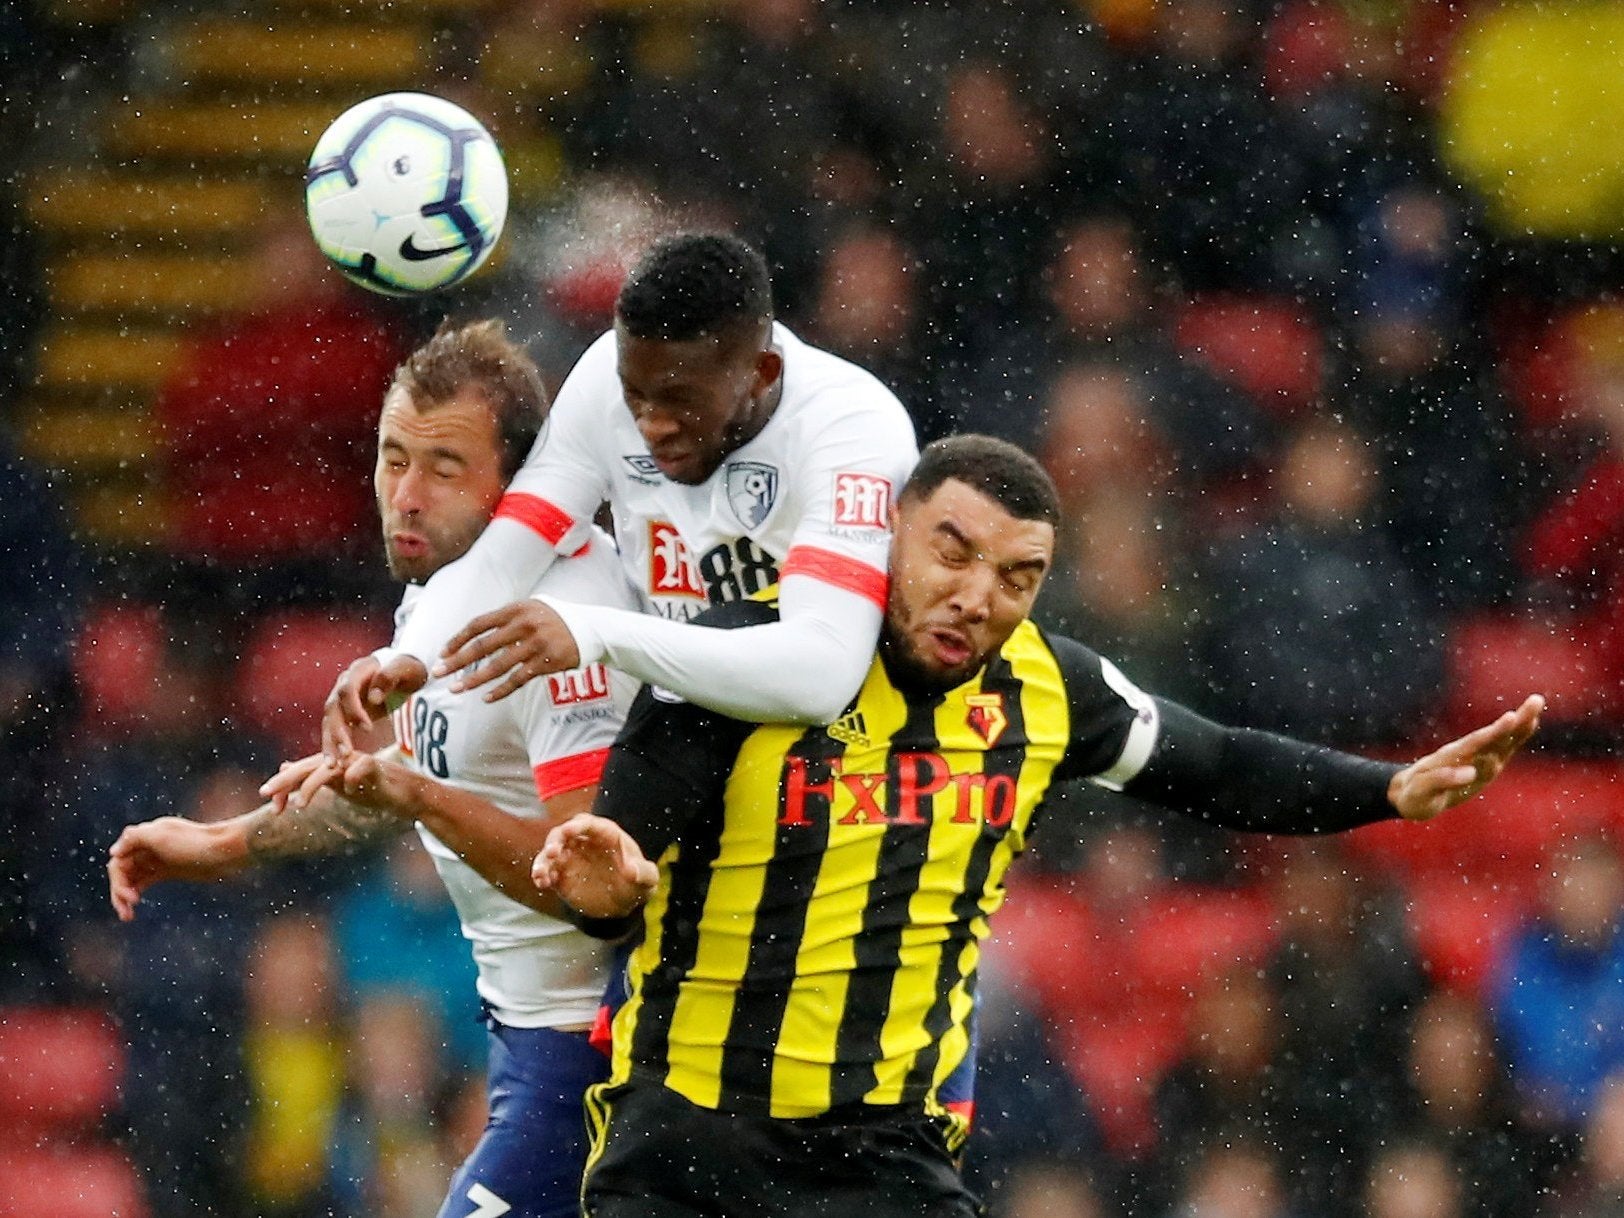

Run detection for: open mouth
[[926, 626, 973, 668], [391, 533, 430, 558]]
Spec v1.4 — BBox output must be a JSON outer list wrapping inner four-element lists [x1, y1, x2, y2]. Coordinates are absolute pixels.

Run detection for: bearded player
[[109, 320, 641, 1218]]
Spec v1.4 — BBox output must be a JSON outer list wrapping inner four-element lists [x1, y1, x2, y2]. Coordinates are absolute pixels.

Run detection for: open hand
[[532, 813, 656, 919], [436, 600, 581, 702], [1389, 694, 1544, 822], [107, 817, 244, 922], [321, 653, 427, 764]]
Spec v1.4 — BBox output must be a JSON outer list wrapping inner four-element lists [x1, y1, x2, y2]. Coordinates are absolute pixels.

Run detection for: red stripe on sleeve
[[782, 545, 889, 610], [493, 493, 576, 547], [533, 747, 610, 802]]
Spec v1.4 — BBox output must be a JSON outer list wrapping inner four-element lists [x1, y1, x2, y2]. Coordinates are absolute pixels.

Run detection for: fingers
[[436, 607, 523, 679], [256, 753, 323, 812], [107, 854, 141, 922], [479, 657, 544, 703]]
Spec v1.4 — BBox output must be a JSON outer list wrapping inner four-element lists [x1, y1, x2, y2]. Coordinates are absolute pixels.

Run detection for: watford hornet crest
[[965, 693, 1009, 747], [726, 461, 779, 529]]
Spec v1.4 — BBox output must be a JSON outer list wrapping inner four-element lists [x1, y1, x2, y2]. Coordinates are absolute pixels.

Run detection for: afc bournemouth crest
[[726, 461, 779, 529], [966, 693, 1009, 747]]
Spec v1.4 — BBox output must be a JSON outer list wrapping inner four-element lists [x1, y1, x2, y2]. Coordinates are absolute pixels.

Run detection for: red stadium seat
[[235, 610, 390, 756], [1056, 999, 1186, 1157], [0, 1145, 148, 1218], [1173, 295, 1325, 415], [0, 1007, 123, 1139], [1346, 759, 1624, 888], [1405, 882, 1532, 998], [1444, 613, 1610, 735], [1127, 887, 1278, 998], [71, 602, 165, 734]]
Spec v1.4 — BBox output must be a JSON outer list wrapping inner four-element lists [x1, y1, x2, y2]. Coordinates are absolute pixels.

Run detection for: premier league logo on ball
[[726, 462, 779, 529]]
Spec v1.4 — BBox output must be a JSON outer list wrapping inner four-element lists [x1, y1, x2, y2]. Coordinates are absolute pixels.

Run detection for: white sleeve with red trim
[[541, 388, 916, 724], [542, 575, 881, 723], [391, 332, 616, 666]]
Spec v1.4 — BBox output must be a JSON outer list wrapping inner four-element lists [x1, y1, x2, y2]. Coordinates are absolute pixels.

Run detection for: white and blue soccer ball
[[305, 92, 508, 296]]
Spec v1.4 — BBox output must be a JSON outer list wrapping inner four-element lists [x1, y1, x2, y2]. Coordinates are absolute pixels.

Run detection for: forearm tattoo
[[243, 790, 407, 862]]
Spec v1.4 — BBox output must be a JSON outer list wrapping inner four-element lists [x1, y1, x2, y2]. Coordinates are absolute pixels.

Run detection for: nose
[[948, 565, 995, 624], [391, 464, 428, 514], [631, 402, 683, 450]]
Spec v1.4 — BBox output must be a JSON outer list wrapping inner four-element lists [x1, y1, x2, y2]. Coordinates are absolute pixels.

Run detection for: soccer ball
[[305, 92, 508, 296]]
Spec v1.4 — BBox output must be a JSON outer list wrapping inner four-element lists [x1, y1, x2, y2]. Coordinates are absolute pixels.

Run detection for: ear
[[752, 348, 784, 395]]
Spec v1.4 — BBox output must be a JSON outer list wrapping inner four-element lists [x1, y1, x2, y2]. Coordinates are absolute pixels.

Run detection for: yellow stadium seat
[[25, 172, 271, 242], [35, 327, 186, 391], [48, 252, 260, 317], [169, 22, 430, 88]]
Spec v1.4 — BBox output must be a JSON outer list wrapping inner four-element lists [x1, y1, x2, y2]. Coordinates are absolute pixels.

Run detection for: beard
[[877, 622, 980, 697]]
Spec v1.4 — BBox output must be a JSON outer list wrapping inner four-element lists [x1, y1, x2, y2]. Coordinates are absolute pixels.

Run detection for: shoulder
[[533, 527, 641, 610]]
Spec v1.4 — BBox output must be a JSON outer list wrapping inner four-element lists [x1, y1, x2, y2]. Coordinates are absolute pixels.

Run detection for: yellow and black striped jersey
[[593, 597, 1400, 1126]]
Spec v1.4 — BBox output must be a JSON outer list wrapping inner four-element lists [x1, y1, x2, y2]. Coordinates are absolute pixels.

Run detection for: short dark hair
[[615, 233, 773, 343], [391, 318, 546, 481], [900, 435, 1060, 528]]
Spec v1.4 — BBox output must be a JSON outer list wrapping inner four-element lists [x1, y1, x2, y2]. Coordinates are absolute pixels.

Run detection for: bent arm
[[547, 574, 880, 723], [390, 770, 588, 917], [392, 516, 564, 666]]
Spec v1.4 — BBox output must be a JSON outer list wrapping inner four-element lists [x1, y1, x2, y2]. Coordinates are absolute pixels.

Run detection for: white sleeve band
[[542, 574, 881, 724], [393, 516, 561, 666]]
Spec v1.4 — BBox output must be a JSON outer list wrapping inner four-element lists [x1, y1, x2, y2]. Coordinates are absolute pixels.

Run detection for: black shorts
[[581, 1079, 983, 1218]]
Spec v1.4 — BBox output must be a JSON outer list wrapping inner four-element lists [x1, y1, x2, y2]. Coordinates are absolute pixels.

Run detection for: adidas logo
[[828, 711, 870, 748]]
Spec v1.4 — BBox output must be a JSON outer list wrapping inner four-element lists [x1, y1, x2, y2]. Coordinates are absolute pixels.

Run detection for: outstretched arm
[[265, 751, 590, 916], [107, 789, 406, 921]]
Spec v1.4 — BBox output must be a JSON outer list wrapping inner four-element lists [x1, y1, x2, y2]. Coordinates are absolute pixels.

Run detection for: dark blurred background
[[4, 0, 1624, 1215]]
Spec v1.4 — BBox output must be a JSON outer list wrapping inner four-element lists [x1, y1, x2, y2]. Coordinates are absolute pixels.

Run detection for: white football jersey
[[390, 529, 642, 1029], [498, 322, 918, 621]]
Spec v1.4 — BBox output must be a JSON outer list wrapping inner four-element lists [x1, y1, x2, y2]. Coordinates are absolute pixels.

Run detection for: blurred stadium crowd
[[6, 0, 1624, 1215]]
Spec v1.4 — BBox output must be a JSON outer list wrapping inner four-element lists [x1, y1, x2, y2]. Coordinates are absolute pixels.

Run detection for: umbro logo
[[828, 711, 870, 748], [623, 454, 664, 484]]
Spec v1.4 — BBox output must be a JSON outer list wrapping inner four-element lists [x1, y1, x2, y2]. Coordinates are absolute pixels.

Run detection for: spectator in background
[[331, 838, 484, 1077], [1103, 0, 1310, 292], [156, 206, 409, 640], [1554, 1074, 1624, 1218], [912, 59, 1061, 392], [1153, 969, 1296, 1215], [1034, 361, 1198, 704], [1490, 834, 1624, 1135], [963, 967, 1103, 1215], [330, 995, 459, 1218], [939, 212, 1268, 482], [1263, 841, 1426, 1217], [241, 912, 348, 1218], [1345, 183, 1520, 611], [1524, 303, 1624, 701], [797, 219, 932, 436], [1394, 989, 1559, 1218], [992, 1161, 1109, 1218], [1168, 1140, 1295, 1218], [1193, 416, 1445, 747], [1364, 1138, 1466, 1218]]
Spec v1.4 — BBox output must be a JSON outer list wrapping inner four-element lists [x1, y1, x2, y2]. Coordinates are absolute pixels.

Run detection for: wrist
[[212, 815, 257, 869], [536, 594, 607, 666]]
